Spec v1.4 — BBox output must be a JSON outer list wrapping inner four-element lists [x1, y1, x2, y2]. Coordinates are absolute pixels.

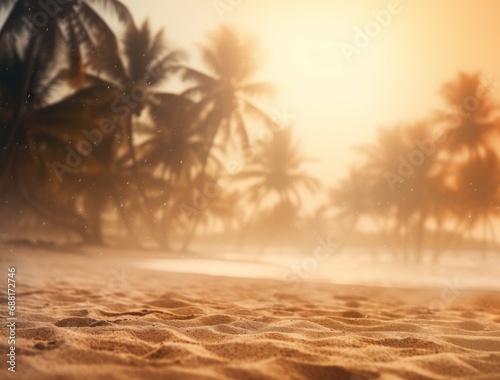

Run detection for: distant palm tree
[[454, 149, 500, 258], [191, 189, 243, 234], [436, 73, 500, 258], [238, 129, 318, 242], [356, 122, 444, 261], [251, 199, 302, 250], [438, 72, 498, 159], [180, 25, 275, 171], [172, 26, 276, 248], [242, 129, 318, 206], [330, 167, 371, 229]]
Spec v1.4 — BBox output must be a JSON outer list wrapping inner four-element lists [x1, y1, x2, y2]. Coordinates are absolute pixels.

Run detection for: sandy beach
[[1, 244, 499, 380]]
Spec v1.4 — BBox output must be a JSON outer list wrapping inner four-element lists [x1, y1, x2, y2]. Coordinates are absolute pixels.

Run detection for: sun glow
[[121, 0, 500, 186]]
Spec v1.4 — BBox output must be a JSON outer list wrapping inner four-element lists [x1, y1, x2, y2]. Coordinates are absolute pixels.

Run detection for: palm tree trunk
[[0, 37, 40, 193], [158, 166, 175, 249], [113, 196, 142, 246], [84, 196, 105, 246], [437, 217, 471, 256], [482, 217, 488, 260], [15, 156, 91, 242], [432, 219, 444, 263], [181, 114, 222, 251], [181, 218, 201, 251], [372, 215, 397, 258], [488, 219, 498, 255], [237, 198, 262, 249], [414, 212, 426, 262], [124, 116, 165, 247]]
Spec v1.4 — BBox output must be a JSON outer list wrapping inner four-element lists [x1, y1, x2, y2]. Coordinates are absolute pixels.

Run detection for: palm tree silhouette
[[240, 129, 318, 206], [0, 0, 139, 244], [356, 122, 444, 261], [180, 25, 275, 170], [107, 19, 182, 245], [133, 94, 205, 248], [251, 199, 302, 250], [330, 167, 371, 230], [238, 129, 318, 247], [22, 80, 126, 244], [113, 19, 181, 172], [189, 188, 243, 236], [436, 73, 500, 257], [454, 149, 500, 258], [174, 26, 276, 248], [438, 72, 498, 159], [0, 27, 122, 243], [0, 0, 131, 189]]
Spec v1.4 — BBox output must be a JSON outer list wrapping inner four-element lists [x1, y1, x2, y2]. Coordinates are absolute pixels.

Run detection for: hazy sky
[[122, 0, 500, 185]]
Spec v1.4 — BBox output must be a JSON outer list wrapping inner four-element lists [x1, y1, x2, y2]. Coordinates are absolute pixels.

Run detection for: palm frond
[[180, 67, 216, 86], [240, 82, 275, 98], [85, 0, 132, 22], [77, 2, 127, 82]]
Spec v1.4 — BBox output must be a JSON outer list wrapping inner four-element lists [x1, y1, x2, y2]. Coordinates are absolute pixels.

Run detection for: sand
[[1, 244, 500, 380]]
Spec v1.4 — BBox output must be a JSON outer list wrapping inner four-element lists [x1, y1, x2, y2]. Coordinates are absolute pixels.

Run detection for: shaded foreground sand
[[1, 244, 500, 380]]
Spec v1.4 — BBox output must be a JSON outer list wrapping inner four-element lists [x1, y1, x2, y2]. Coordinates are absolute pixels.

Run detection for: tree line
[[331, 73, 500, 261], [0, 0, 316, 249]]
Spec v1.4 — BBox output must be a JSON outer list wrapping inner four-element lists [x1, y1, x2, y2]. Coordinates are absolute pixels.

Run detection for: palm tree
[[180, 25, 275, 173], [0, 33, 90, 241], [171, 26, 276, 248], [330, 167, 372, 230], [0, 0, 132, 244], [453, 149, 500, 258], [0, 0, 131, 189], [250, 199, 302, 250], [437, 72, 498, 159], [132, 94, 205, 248], [238, 129, 318, 245], [118, 19, 181, 168], [356, 122, 445, 261], [436, 73, 500, 258], [188, 189, 243, 236], [12, 77, 126, 243], [102, 19, 183, 246], [241, 129, 318, 206]]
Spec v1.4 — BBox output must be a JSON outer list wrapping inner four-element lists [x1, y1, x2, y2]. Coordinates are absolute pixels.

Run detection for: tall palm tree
[[98, 19, 183, 246], [0, 16, 134, 244], [437, 73, 500, 257], [10, 75, 125, 243], [113, 19, 181, 172], [0, 0, 131, 189], [172, 26, 276, 248], [180, 25, 275, 173]]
